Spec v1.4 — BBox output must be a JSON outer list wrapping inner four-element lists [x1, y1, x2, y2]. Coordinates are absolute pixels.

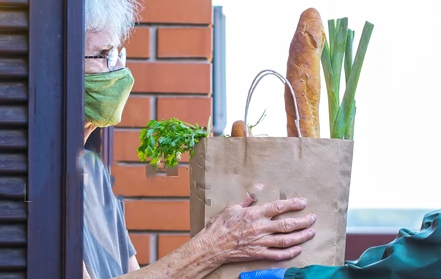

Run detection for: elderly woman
[[81, 0, 317, 278]]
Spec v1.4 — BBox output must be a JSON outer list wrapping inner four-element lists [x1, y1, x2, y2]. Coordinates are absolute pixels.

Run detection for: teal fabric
[[85, 68, 134, 127], [285, 210, 441, 279]]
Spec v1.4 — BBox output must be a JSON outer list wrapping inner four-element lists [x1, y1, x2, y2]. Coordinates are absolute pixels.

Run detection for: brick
[[157, 235, 191, 259], [125, 27, 150, 58], [139, 0, 212, 25], [118, 97, 151, 127], [111, 164, 190, 197], [113, 130, 140, 161], [157, 97, 212, 126], [113, 130, 190, 162], [127, 62, 211, 94], [129, 233, 150, 264], [157, 28, 212, 59], [124, 200, 190, 231]]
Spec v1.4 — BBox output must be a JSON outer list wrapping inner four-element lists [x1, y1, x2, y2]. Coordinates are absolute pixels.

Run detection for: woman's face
[[83, 28, 124, 139], [85, 28, 124, 74]]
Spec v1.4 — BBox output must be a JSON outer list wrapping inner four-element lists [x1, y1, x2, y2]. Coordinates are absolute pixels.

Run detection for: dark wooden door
[[0, 1, 28, 278], [1, 0, 84, 278]]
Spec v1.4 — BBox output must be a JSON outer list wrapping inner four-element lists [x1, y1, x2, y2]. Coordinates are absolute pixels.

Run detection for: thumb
[[239, 268, 286, 279], [239, 192, 256, 208], [240, 183, 265, 208]]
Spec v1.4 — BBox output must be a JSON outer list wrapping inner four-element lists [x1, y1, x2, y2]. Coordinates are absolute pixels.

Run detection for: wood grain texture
[[0, 272, 26, 279], [0, 0, 27, 6], [0, 10, 28, 31], [0, 34, 27, 54], [0, 83, 27, 102], [0, 248, 26, 269], [0, 224, 26, 245], [0, 106, 27, 126], [0, 177, 25, 199], [0, 59, 27, 78], [0, 154, 27, 173], [0, 201, 26, 221], [0, 130, 27, 150], [0, 1, 28, 276]]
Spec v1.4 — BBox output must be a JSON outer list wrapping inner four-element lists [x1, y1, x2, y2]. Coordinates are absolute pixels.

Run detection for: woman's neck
[[84, 122, 97, 145]]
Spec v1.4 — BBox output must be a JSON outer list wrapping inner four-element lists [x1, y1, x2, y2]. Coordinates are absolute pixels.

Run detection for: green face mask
[[84, 68, 135, 127]]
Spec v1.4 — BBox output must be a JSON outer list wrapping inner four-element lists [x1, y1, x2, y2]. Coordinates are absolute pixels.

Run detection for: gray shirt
[[81, 150, 136, 279]]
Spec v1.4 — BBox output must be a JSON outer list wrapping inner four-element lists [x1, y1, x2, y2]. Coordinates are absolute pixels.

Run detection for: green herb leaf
[[137, 118, 209, 169]]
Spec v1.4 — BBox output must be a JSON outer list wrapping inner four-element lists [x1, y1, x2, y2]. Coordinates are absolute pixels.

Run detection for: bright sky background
[[212, 0, 441, 210]]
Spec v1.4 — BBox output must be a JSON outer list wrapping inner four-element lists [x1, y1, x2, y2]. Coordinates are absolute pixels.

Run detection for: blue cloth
[[80, 150, 136, 279], [240, 268, 286, 279]]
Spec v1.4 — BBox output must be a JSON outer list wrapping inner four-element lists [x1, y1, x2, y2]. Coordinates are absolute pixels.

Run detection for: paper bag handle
[[244, 69, 302, 137]]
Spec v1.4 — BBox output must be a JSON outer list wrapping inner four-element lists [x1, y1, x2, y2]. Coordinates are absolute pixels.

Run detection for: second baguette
[[231, 120, 252, 137]]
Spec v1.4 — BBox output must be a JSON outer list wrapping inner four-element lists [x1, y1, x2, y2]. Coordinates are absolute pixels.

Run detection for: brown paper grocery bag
[[189, 70, 354, 278]]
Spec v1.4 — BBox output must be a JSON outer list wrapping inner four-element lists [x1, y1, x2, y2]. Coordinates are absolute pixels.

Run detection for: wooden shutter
[[0, 0, 28, 278], [1, 0, 84, 278]]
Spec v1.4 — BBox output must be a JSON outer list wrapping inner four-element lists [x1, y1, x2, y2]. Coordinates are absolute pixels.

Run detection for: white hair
[[85, 0, 142, 43]]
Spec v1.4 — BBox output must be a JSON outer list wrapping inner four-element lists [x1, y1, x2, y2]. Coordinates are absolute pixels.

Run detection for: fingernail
[[310, 214, 317, 223], [247, 192, 256, 201], [309, 229, 316, 237], [300, 198, 307, 206]]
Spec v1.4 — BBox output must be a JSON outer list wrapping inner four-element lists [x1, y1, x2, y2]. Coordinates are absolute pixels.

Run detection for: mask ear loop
[[243, 69, 302, 137]]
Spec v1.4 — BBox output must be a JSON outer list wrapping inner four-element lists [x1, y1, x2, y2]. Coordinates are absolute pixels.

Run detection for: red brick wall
[[113, 0, 213, 265]]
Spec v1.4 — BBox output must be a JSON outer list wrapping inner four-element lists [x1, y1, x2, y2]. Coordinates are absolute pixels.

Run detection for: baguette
[[284, 8, 325, 137], [231, 120, 252, 137]]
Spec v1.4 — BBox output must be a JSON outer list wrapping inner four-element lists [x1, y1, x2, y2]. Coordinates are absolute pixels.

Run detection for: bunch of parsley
[[137, 118, 209, 168]]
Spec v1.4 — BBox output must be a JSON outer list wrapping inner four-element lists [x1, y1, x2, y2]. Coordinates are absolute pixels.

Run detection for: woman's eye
[[98, 49, 110, 57]]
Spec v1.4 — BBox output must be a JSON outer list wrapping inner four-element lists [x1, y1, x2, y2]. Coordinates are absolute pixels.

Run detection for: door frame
[[28, 0, 84, 278]]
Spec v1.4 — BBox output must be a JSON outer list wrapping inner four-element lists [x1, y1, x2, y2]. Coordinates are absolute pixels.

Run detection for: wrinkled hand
[[199, 192, 317, 263], [239, 268, 287, 279]]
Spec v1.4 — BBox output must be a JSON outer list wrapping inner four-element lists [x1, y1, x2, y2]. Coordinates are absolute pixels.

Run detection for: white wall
[[213, 0, 441, 210]]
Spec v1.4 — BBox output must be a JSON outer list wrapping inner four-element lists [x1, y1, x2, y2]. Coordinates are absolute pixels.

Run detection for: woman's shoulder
[[80, 150, 107, 173], [80, 150, 116, 204]]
